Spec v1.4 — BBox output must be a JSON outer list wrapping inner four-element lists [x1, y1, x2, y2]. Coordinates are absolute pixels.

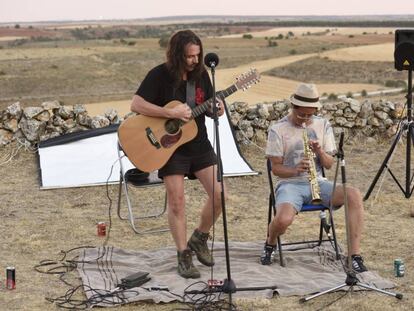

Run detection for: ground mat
[[77, 241, 394, 307]]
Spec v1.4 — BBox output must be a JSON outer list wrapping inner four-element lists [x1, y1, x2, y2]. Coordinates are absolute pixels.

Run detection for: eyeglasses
[[294, 110, 315, 120]]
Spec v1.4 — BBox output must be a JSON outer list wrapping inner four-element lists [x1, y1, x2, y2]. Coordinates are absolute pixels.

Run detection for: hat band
[[294, 94, 319, 103]]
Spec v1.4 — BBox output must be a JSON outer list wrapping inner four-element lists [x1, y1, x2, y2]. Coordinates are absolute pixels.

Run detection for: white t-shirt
[[266, 115, 337, 183]]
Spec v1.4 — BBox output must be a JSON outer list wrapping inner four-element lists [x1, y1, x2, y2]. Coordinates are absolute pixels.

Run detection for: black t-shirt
[[135, 63, 214, 155]]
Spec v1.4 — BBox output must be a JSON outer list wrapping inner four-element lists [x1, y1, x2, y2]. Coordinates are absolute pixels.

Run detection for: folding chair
[[117, 143, 169, 234], [266, 158, 340, 267]]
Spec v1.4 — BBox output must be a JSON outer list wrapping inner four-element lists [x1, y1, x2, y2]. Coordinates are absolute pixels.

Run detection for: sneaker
[[260, 243, 276, 265], [351, 255, 368, 273], [188, 229, 215, 267], [177, 249, 200, 279]]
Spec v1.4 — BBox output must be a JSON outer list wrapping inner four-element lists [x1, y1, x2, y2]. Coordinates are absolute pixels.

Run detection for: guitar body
[[118, 69, 260, 173], [118, 101, 198, 172]]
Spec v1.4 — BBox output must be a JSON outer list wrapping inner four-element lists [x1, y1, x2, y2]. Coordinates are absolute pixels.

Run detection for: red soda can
[[97, 222, 106, 236], [6, 267, 16, 289]]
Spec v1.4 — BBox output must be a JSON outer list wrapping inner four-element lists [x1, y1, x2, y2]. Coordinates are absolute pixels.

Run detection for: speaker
[[394, 29, 414, 71]]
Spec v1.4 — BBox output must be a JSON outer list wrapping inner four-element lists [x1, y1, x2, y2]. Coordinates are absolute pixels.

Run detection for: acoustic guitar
[[118, 69, 260, 172]]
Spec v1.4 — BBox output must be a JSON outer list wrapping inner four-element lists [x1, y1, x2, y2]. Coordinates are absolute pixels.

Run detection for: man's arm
[[309, 140, 334, 169], [269, 156, 310, 178], [130, 95, 192, 122]]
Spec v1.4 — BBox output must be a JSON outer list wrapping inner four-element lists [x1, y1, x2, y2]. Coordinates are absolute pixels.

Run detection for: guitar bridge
[[146, 127, 161, 149]]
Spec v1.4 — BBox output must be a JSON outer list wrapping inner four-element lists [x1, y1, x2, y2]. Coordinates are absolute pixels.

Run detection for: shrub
[[289, 49, 297, 55], [242, 34, 253, 39], [267, 40, 278, 47], [328, 93, 338, 100], [158, 35, 169, 48], [385, 80, 407, 88], [0, 70, 6, 75], [361, 89, 368, 97], [346, 91, 353, 98]]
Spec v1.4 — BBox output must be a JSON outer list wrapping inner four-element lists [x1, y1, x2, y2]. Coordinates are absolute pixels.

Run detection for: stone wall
[[0, 98, 405, 147], [229, 97, 404, 144]]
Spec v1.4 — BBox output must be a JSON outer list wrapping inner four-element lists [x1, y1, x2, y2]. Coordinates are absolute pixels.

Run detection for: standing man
[[261, 83, 367, 273], [131, 30, 225, 279]]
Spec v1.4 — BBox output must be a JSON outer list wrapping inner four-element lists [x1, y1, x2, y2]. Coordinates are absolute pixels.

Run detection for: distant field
[[321, 42, 394, 62], [221, 27, 396, 38], [264, 56, 405, 85], [0, 36, 28, 41], [0, 24, 400, 112]]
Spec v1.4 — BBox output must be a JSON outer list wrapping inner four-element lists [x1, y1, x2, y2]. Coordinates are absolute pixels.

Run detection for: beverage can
[[394, 259, 405, 277], [6, 267, 16, 289], [97, 222, 106, 237]]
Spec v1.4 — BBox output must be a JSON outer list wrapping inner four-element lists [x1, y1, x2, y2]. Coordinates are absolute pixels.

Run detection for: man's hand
[[171, 104, 192, 122], [295, 157, 310, 175], [207, 99, 225, 117], [216, 99, 225, 117], [309, 140, 322, 155]]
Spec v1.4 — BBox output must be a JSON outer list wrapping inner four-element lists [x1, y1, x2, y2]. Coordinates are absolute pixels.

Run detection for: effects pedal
[[208, 279, 224, 288]]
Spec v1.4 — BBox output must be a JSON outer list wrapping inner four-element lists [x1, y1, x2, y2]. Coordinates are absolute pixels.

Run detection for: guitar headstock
[[235, 69, 260, 91]]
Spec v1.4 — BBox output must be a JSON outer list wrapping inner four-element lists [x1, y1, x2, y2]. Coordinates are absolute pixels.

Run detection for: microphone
[[204, 53, 219, 68], [320, 211, 331, 236]]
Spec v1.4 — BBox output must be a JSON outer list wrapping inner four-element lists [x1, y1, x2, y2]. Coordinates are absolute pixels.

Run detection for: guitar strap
[[186, 80, 196, 108]]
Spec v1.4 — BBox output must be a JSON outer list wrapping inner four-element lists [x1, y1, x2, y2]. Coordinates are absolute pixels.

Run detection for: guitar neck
[[191, 84, 238, 118]]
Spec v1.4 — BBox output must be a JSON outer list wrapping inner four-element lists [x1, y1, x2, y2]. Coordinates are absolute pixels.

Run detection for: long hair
[[166, 30, 205, 85]]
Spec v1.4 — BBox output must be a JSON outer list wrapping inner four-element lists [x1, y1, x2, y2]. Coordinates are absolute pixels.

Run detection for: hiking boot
[[177, 249, 200, 279], [188, 229, 215, 267], [260, 243, 276, 265], [351, 255, 368, 273]]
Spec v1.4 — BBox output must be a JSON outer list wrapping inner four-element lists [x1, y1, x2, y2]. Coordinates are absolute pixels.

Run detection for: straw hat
[[290, 83, 321, 108]]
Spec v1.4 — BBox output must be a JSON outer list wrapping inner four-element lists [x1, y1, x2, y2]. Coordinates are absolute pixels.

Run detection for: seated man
[[261, 83, 367, 273]]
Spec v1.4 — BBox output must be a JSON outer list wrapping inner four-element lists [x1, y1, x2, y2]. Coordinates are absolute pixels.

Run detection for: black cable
[[173, 281, 238, 311], [45, 284, 139, 309], [103, 159, 117, 247]]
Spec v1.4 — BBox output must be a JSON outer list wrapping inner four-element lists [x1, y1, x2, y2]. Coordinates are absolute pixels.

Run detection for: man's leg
[[187, 164, 225, 266], [331, 185, 367, 272], [164, 174, 200, 278], [194, 164, 224, 232], [163, 174, 187, 251], [267, 203, 297, 246], [261, 203, 296, 265], [331, 186, 364, 256]]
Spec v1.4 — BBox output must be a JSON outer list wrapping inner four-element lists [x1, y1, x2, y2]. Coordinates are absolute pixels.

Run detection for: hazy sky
[[1, 0, 413, 23]]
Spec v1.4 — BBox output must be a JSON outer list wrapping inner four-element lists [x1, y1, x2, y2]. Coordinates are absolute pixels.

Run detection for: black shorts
[[158, 149, 217, 179]]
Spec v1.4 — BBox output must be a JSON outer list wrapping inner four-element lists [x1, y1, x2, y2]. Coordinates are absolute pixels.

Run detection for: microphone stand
[[300, 132, 403, 303], [185, 61, 277, 308], [364, 68, 414, 200]]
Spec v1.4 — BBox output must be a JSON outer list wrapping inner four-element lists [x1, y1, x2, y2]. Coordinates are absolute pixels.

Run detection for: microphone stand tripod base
[[299, 271, 403, 303]]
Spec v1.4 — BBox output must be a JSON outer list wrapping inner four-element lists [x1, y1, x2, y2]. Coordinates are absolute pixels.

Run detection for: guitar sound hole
[[165, 119, 180, 134]]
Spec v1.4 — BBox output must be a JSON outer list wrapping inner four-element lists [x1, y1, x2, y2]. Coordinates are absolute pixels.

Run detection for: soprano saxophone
[[302, 126, 322, 205]]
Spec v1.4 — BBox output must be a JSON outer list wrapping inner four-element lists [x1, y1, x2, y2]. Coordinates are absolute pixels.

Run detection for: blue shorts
[[275, 179, 336, 212]]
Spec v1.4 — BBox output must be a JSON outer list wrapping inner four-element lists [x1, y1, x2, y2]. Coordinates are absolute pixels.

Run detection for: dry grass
[[264, 56, 406, 86], [321, 43, 394, 62], [0, 136, 413, 310]]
